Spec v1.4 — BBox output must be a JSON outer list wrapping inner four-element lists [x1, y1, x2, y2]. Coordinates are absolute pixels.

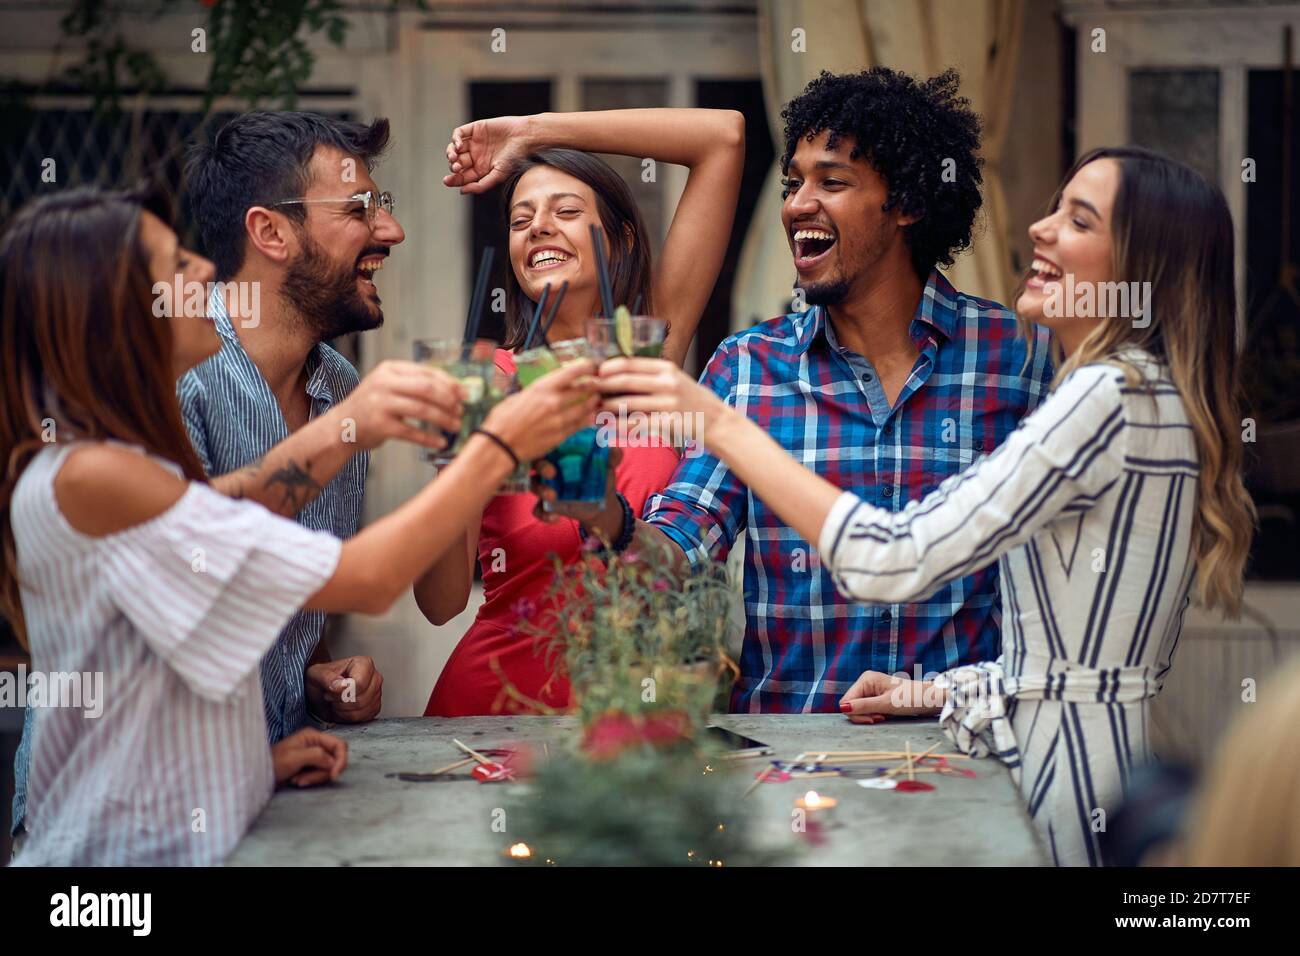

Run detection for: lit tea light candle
[[794, 790, 839, 813], [507, 842, 533, 860]]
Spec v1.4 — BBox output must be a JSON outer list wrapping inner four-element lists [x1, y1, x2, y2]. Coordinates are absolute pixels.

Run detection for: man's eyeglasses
[[270, 190, 395, 228]]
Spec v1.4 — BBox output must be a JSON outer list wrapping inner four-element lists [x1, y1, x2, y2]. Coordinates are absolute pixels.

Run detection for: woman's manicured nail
[[839, 702, 852, 713]]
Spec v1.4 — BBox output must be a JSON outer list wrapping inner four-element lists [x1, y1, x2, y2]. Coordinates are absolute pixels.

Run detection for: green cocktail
[[514, 338, 609, 505], [412, 337, 504, 467], [492, 344, 564, 494], [585, 313, 667, 361], [514, 345, 561, 388]]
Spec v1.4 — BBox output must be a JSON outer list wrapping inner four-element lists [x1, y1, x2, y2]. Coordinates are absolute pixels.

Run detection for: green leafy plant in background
[[506, 739, 789, 867], [24, 0, 430, 113]]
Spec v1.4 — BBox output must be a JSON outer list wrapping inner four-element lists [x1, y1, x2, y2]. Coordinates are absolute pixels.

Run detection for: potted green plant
[[518, 535, 738, 727]]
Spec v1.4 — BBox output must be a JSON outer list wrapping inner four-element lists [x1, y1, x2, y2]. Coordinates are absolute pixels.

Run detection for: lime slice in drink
[[614, 305, 633, 357], [460, 374, 486, 403]]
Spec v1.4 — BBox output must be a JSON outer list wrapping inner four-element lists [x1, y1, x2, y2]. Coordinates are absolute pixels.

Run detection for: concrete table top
[[227, 713, 1048, 866]]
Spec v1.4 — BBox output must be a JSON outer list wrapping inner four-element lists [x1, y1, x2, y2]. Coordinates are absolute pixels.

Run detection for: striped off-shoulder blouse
[[10, 442, 342, 866]]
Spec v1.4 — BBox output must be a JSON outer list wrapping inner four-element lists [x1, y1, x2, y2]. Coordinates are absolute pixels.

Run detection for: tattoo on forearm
[[263, 459, 323, 513], [228, 455, 266, 501]]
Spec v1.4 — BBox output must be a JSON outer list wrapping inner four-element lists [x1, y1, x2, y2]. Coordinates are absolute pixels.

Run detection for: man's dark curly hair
[[780, 67, 983, 281]]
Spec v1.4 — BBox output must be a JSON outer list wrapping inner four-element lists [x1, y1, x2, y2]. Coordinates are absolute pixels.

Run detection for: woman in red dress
[[418, 108, 746, 715]]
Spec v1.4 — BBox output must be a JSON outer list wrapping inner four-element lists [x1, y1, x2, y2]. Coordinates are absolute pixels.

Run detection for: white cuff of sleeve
[[817, 491, 864, 569]]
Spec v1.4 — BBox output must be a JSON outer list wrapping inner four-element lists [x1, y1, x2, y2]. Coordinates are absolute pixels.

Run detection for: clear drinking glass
[[495, 347, 563, 495], [412, 338, 502, 468], [585, 315, 668, 361], [515, 337, 609, 505]]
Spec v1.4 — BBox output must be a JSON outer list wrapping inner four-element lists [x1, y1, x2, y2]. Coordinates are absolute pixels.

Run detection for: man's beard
[[802, 276, 852, 306], [281, 233, 384, 341], [797, 219, 892, 308]]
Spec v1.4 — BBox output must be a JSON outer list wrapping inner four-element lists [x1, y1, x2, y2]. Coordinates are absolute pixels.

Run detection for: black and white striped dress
[[818, 350, 1197, 865]]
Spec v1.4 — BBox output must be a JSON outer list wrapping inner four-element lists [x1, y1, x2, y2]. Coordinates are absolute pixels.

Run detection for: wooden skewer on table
[[792, 755, 971, 767], [789, 771, 843, 779], [884, 742, 940, 780], [795, 750, 970, 760], [452, 738, 493, 766], [743, 764, 775, 799], [741, 740, 966, 795], [870, 767, 956, 776], [428, 756, 477, 777]]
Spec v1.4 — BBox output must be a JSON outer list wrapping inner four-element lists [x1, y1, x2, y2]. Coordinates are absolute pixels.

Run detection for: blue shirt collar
[[208, 288, 335, 404], [794, 269, 959, 356]]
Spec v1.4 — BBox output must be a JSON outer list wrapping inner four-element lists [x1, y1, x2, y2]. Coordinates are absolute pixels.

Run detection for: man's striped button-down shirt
[[176, 293, 367, 742]]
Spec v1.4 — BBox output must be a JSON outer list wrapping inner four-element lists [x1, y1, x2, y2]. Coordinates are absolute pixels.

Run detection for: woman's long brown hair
[[1020, 146, 1256, 616], [0, 184, 208, 648]]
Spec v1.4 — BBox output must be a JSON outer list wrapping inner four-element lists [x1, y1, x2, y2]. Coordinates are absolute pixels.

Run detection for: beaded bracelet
[[609, 491, 636, 553], [581, 491, 635, 554]]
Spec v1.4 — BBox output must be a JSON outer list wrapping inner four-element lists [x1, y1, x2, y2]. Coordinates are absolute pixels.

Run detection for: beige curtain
[[733, 0, 1025, 332]]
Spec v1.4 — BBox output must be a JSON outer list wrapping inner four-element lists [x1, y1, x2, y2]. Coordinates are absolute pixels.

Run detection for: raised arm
[[814, 372, 1124, 604], [412, 525, 479, 625], [445, 109, 745, 365], [63, 363, 598, 625]]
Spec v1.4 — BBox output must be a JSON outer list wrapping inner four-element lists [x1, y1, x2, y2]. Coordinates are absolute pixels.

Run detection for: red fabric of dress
[[425, 349, 680, 716]]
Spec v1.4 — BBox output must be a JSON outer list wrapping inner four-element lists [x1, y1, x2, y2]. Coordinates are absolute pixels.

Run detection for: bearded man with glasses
[[178, 111, 459, 740]]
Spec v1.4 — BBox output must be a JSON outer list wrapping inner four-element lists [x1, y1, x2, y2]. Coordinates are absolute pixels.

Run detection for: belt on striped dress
[[932, 656, 1160, 770]]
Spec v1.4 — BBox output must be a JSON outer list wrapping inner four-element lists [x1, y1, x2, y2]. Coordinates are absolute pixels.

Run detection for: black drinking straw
[[538, 279, 569, 345], [522, 283, 551, 350], [589, 224, 615, 318], [462, 245, 495, 359], [631, 294, 644, 315]]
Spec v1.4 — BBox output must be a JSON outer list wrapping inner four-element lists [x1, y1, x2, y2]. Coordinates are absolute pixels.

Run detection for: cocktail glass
[[412, 338, 502, 468], [516, 337, 608, 505], [495, 344, 564, 494], [585, 315, 667, 361]]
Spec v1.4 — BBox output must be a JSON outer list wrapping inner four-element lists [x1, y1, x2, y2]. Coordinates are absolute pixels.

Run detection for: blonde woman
[[584, 147, 1255, 866], [1183, 654, 1300, 866]]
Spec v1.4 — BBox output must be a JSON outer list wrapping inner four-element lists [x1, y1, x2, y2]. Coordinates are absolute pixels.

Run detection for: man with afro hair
[[608, 67, 1055, 714]]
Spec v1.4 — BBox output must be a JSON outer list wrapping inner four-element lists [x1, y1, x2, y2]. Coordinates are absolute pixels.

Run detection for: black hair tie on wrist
[[471, 427, 520, 470]]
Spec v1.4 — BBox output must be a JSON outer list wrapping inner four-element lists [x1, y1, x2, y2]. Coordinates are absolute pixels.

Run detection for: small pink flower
[[581, 536, 604, 553], [621, 550, 641, 564], [652, 579, 670, 592], [511, 597, 537, 621]]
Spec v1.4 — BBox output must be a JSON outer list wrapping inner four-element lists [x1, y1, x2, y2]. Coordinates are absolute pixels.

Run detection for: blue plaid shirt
[[645, 270, 1053, 713]]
